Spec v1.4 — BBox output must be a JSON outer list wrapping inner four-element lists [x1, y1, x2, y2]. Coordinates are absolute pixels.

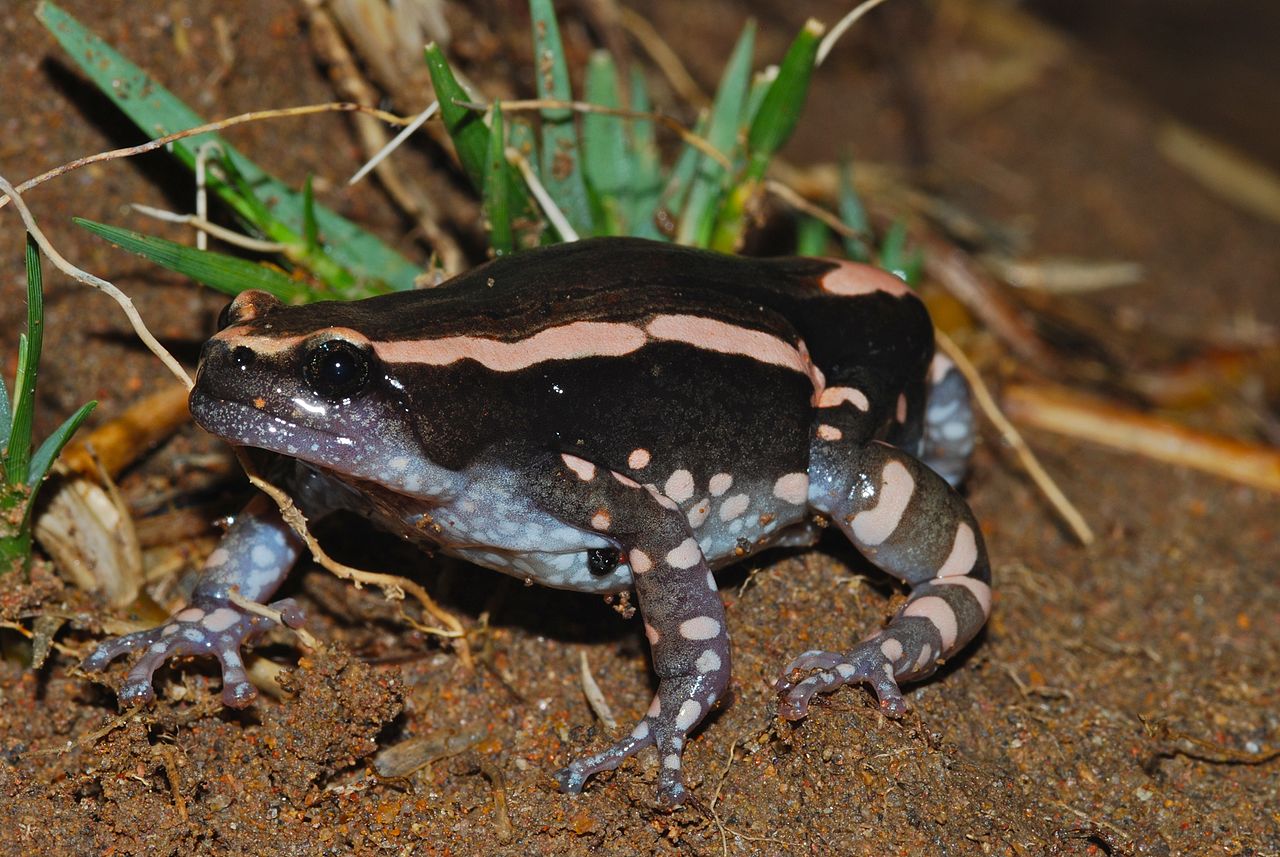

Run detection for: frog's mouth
[[188, 388, 363, 472]]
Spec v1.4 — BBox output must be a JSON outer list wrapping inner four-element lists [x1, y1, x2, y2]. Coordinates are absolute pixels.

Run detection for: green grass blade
[[483, 105, 515, 255], [677, 21, 755, 246], [583, 52, 630, 235], [425, 42, 490, 192], [8, 239, 45, 486], [838, 158, 872, 262], [745, 18, 823, 182], [0, 372, 9, 454], [625, 68, 664, 240], [878, 219, 919, 283], [38, 2, 421, 291], [529, 0, 594, 236], [302, 176, 320, 254], [27, 401, 96, 491], [795, 216, 829, 256], [76, 219, 311, 302]]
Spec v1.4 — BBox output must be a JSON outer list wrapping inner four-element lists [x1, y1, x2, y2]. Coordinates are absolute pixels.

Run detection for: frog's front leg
[[82, 493, 306, 706], [778, 439, 991, 719], [535, 454, 730, 807]]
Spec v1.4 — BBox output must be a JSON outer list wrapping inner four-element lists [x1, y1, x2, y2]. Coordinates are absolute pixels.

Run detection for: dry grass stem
[[505, 147, 579, 242], [1003, 383, 1280, 494], [818, 0, 889, 65], [578, 650, 618, 731], [1158, 122, 1280, 226], [129, 204, 289, 253], [618, 6, 708, 107], [935, 330, 1096, 545], [0, 174, 193, 389]]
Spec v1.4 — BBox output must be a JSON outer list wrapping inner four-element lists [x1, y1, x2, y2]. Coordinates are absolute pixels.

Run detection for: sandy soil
[[0, 1, 1276, 854]]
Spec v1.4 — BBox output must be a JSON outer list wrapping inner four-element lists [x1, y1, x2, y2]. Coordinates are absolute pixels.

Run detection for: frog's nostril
[[231, 346, 256, 370]]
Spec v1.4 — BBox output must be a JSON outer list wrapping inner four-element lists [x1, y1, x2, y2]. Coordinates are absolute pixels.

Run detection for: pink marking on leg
[[708, 473, 733, 497], [628, 448, 651, 469], [817, 424, 843, 441], [590, 510, 612, 530], [851, 461, 915, 546], [935, 576, 992, 617], [644, 623, 661, 645], [818, 386, 870, 411], [818, 259, 911, 297], [902, 596, 959, 649], [896, 393, 908, 423], [375, 321, 646, 371], [561, 454, 596, 481], [613, 471, 641, 488], [880, 637, 904, 662], [937, 523, 978, 578], [665, 537, 702, 570], [679, 616, 721, 640], [646, 315, 808, 376], [629, 549, 653, 574]]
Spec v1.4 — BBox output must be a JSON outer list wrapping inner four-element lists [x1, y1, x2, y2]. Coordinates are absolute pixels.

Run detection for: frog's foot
[[775, 641, 906, 721], [82, 595, 304, 707], [553, 725, 661, 800]]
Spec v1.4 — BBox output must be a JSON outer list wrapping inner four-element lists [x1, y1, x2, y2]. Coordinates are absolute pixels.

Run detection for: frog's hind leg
[[534, 454, 730, 807], [919, 353, 974, 487], [779, 438, 991, 719]]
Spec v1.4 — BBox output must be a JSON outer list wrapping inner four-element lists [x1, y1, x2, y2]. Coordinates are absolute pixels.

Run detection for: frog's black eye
[[587, 548, 621, 577], [303, 339, 371, 400]]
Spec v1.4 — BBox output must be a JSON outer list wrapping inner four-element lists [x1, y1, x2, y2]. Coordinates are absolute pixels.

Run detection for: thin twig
[[226, 587, 322, 649], [506, 147, 579, 242], [458, 97, 732, 171], [818, 0, 895, 65], [0, 174, 193, 389], [618, 6, 708, 107], [129, 203, 289, 252], [578, 650, 618, 731], [764, 179, 864, 238], [349, 101, 439, 186], [236, 449, 473, 668], [935, 329, 1095, 545], [0, 102, 410, 208]]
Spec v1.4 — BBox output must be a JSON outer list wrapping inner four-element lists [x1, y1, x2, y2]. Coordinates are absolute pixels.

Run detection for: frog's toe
[[777, 645, 906, 721], [552, 763, 589, 795]]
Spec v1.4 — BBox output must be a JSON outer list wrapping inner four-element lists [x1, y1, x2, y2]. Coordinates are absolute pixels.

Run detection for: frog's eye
[[303, 339, 371, 400]]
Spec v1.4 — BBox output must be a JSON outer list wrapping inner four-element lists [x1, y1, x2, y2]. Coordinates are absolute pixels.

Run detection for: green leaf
[[795, 216, 829, 256], [27, 401, 96, 491], [657, 112, 709, 235], [483, 105, 515, 256], [529, 0, 594, 236], [878, 219, 920, 283], [76, 218, 311, 302], [745, 18, 823, 182], [7, 238, 45, 486], [677, 21, 755, 246], [838, 158, 872, 262], [625, 68, 665, 240], [302, 176, 319, 254], [0, 372, 9, 455], [38, 2, 421, 291], [424, 42, 490, 192], [582, 52, 630, 235]]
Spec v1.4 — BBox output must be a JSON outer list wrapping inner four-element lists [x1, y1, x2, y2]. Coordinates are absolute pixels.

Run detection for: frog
[[83, 236, 990, 806]]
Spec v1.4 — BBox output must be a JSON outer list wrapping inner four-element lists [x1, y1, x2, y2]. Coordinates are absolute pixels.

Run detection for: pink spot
[[687, 499, 710, 528], [818, 386, 870, 411], [646, 315, 808, 377], [648, 696, 662, 717], [935, 576, 992, 618], [561, 454, 596, 481], [817, 424, 842, 441], [375, 321, 646, 372], [708, 473, 733, 497], [819, 260, 911, 297], [896, 393, 908, 423], [629, 549, 653, 574], [665, 537, 702, 569], [773, 473, 809, 505], [851, 460, 915, 546], [937, 523, 977, 578], [175, 607, 206, 623], [628, 448, 651, 469], [902, 595, 958, 649], [613, 471, 641, 489], [880, 638, 904, 663], [591, 510, 611, 531], [929, 353, 956, 384], [644, 622, 661, 645], [678, 616, 721, 640], [718, 493, 750, 522], [664, 469, 695, 503]]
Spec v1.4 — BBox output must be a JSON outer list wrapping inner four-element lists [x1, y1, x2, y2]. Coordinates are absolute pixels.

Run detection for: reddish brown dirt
[[0, 2, 1276, 855]]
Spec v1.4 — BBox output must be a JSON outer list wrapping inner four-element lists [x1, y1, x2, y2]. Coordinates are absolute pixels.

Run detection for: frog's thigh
[[536, 453, 730, 806], [788, 439, 992, 718]]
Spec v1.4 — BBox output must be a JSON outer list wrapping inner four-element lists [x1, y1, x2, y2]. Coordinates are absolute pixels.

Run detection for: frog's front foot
[[775, 642, 906, 721], [553, 734, 688, 808], [82, 592, 305, 707]]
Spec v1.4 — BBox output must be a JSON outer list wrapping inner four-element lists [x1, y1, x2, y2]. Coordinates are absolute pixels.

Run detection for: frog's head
[[190, 290, 455, 498]]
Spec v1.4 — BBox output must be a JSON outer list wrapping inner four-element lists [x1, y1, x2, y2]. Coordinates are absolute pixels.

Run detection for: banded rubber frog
[[85, 237, 990, 806]]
